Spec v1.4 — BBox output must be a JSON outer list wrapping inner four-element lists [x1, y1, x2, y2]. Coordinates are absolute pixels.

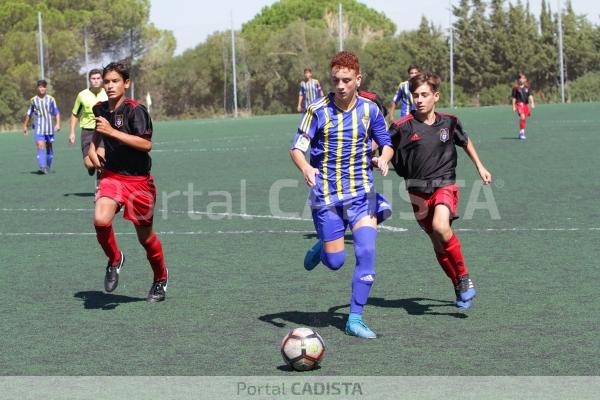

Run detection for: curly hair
[[330, 51, 360, 73]]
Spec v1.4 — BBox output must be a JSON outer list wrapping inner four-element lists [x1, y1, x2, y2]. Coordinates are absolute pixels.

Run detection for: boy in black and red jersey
[[88, 62, 168, 303], [384, 72, 492, 310], [512, 73, 535, 140]]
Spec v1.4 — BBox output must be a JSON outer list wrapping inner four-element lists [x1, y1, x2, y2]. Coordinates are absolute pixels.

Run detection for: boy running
[[88, 62, 168, 303], [388, 64, 420, 124], [290, 51, 394, 339], [512, 73, 535, 140], [23, 80, 61, 174], [384, 72, 492, 310]]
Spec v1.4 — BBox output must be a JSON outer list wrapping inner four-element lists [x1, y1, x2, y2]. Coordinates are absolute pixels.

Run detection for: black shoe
[[87, 167, 95, 176], [147, 279, 167, 303], [104, 251, 125, 292]]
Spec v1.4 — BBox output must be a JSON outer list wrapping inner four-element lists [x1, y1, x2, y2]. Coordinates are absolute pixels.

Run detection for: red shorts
[[96, 170, 157, 226], [408, 184, 459, 233], [516, 102, 531, 117]]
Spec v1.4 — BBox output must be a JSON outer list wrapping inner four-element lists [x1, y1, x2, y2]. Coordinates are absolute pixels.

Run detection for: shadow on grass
[[64, 192, 95, 197], [368, 297, 468, 319], [259, 304, 350, 332], [74, 291, 145, 310]]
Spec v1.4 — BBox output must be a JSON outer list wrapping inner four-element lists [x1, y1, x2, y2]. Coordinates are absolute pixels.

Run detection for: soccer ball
[[280, 327, 325, 371]]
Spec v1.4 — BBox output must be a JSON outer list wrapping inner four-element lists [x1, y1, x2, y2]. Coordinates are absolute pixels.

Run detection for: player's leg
[[345, 215, 378, 339], [305, 206, 346, 271], [431, 204, 476, 309], [519, 112, 527, 139], [135, 224, 168, 303], [94, 196, 124, 292], [45, 141, 54, 171], [34, 138, 47, 173], [82, 129, 99, 175]]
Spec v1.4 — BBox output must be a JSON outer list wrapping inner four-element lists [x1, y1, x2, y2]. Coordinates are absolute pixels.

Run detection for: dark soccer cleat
[[104, 251, 125, 292], [87, 167, 95, 176], [455, 274, 476, 302], [303, 240, 323, 271], [147, 279, 167, 303]]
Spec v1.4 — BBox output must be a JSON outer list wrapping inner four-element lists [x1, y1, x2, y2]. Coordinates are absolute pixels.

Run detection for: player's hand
[[512, 107, 516, 113], [479, 167, 492, 185], [377, 157, 389, 176], [22, 126, 28, 136], [68, 132, 75, 145], [54, 124, 61, 132], [302, 166, 320, 187], [297, 105, 302, 113], [95, 117, 113, 136]]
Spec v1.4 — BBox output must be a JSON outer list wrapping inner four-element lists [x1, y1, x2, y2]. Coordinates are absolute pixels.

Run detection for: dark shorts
[[409, 184, 459, 234], [516, 102, 531, 118], [96, 170, 156, 226], [311, 193, 392, 242], [81, 128, 104, 158]]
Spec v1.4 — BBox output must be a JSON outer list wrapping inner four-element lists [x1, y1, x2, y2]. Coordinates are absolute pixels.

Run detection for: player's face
[[89, 73, 103, 89], [408, 68, 420, 78], [331, 67, 361, 105], [519, 77, 526, 85], [103, 71, 130, 101], [37, 85, 46, 96], [411, 83, 439, 116], [304, 71, 312, 80]]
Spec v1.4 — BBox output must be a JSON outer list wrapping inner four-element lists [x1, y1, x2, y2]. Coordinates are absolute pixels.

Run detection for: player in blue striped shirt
[[297, 68, 324, 113], [388, 64, 420, 124], [290, 52, 394, 339], [23, 80, 61, 174]]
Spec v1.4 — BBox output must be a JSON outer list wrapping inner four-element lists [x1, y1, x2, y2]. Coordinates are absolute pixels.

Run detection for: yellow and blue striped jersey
[[292, 93, 391, 207], [392, 81, 414, 117], [299, 79, 322, 111]]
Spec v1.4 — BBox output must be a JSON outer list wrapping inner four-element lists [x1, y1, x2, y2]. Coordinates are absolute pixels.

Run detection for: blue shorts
[[34, 133, 55, 144], [311, 193, 392, 242]]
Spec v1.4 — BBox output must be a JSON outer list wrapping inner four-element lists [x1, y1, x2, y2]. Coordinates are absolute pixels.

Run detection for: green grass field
[[1, 103, 599, 376]]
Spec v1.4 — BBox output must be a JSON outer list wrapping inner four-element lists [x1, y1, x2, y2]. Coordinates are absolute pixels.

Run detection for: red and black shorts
[[515, 102, 531, 118], [408, 184, 459, 234], [96, 170, 157, 226]]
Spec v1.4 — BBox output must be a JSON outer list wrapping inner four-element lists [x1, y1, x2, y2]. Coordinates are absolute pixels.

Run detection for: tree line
[[1, 0, 600, 127]]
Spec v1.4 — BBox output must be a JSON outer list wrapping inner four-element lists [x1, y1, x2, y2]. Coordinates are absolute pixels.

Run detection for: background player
[[385, 72, 492, 310], [22, 80, 61, 174], [69, 69, 108, 175], [512, 73, 535, 140], [290, 51, 394, 339], [88, 62, 168, 303], [388, 64, 420, 124], [297, 67, 324, 113]]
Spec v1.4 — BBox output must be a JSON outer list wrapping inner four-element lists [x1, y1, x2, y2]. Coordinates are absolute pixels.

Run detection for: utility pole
[[231, 12, 238, 118], [449, 1, 454, 108], [84, 28, 90, 88], [38, 12, 44, 80], [338, 2, 344, 51], [557, 0, 565, 103]]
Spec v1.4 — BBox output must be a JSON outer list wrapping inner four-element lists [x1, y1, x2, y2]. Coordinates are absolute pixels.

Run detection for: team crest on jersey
[[439, 128, 449, 143], [361, 115, 370, 130], [115, 114, 124, 128]]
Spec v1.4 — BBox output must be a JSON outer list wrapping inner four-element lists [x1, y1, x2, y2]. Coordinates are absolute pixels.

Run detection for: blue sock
[[348, 312, 363, 322], [46, 148, 54, 168], [350, 227, 377, 314], [36, 148, 46, 169], [321, 250, 345, 271]]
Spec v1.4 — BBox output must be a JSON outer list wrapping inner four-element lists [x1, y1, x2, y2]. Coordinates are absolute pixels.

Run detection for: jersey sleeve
[[392, 83, 403, 105], [315, 80, 321, 93], [26, 99, 35, 117], [453, 118, 469, 147], [511, 87, 518, 99], [298, 82, 305, 96], [130, 105, 152, 138], [369, 103, 391, 148], [50, 97, 60, 115], [291, 106, 318, 153], [72, 93, 83, 116]]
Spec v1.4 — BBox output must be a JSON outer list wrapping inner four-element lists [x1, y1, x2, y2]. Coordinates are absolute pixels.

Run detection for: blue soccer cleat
[[456, 275, 476, 302], [454, 289, 473, 311], [345, 317, 377, 339], [303, 240, 323, 271]]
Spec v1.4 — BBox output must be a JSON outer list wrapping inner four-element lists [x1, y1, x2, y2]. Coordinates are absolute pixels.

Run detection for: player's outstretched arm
[[69, 114, 78, 144], [95, 116, 152, 152], [463, 139, 492, 185], [290, 149, 319, 187]]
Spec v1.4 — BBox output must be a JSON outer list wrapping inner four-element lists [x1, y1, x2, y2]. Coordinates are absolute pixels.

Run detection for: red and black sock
[[142, 234, 167, 282], [94, 224, 121, 266], [442, 233, 468, 279]]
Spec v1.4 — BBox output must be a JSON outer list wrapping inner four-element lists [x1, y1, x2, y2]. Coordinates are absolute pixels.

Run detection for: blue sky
[[150, 0, 600, 54]]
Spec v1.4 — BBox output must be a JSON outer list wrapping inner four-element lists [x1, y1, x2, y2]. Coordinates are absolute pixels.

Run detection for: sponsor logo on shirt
[[439, 128, 449, 143], [410, 133, 421, 142]]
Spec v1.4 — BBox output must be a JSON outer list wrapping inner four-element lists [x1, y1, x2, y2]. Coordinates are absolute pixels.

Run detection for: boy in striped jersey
[[290, 52, 394, 339], [388, 64, 420, 124], [297, 68, 324, 113], [23, 80, 61, 174]]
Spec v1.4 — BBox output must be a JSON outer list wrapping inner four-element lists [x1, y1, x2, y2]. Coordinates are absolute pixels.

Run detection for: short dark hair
[[36, 79, 47, 87], [407, 64, 420, 74], [88, 68, 103, 78], [103, 61, 130, 81], [304, 67, 312, 73], [409, 72, 441, 94]]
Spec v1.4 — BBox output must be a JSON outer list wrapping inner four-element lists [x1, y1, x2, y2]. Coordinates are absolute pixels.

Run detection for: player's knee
[[322, 250, 345, 270], [431, 222, 452, 242], [354, 241, 375, 261], [93, 214, 112, 227]]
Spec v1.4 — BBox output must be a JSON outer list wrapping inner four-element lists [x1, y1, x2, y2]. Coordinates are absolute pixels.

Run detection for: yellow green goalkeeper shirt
[[71, 88, 108, 129]]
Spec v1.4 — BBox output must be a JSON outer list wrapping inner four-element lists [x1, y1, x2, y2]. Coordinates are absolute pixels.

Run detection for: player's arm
[[290, 107, 320, 186], [369, 106, 393, 176], [88, 136, 103, 169], [511, 88, 517, 112], [463, 139, 492, 185], [95, 116, 152, 152], [22, 115, 30, 135], [297, 95, 304, 113], [69, 114, 79, 144], [54, 112, 61, 132], [529, 93, 535, 109], [290, 148, 319, 187]]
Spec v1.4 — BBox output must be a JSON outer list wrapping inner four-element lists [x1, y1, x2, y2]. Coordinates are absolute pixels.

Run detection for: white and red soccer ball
[[280, 327, 326, 371]]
